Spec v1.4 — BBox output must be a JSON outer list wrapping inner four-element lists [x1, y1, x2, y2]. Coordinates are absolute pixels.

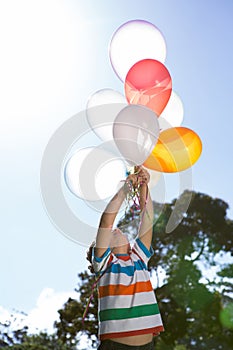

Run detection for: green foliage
[[150, 191, 233, 349], [220, 303, 233, 329], [0, 310, 77, 349], [1, 191, 233, 349], [0, 327, 75, 350], [7, 332, 75, 350], [55, 297, 82, 346], [55, 272, 99, 348]]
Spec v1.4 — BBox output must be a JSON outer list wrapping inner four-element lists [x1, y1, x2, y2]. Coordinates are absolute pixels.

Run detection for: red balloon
[[124, 59, 172, 116]]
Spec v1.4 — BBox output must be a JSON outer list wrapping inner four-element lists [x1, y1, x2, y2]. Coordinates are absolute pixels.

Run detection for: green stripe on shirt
[[99, 303, 160, 322]]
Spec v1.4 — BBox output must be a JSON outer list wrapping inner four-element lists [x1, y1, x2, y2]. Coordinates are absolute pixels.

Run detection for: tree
[[5, 333, 76, 350], [149, 190, 233, 348], [0, 314, 76, 349], [55, 271, 98, 348], [48, 191, 233, 349]]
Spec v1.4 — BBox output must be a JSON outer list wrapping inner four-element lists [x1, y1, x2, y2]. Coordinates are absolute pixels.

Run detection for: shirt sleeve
[[92, 247, 111, 275], [133, 238, 154, 265]]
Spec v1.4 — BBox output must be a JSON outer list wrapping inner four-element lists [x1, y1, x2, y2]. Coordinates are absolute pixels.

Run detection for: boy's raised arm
[[137, 168, 154, 250], [95, 174, 137, 258]]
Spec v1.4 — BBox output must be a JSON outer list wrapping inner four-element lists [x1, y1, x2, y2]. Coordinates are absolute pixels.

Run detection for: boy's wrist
[[139, 182, 148, 189]]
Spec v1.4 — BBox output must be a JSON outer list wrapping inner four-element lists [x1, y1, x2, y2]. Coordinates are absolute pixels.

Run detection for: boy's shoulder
[[132, 238, 154, 264]]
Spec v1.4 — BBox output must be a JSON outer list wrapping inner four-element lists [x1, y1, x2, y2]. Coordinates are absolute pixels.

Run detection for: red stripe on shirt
[[100, 325, 165, 340]]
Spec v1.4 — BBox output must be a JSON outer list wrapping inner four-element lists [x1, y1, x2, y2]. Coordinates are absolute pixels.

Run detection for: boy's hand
[[136, 166, 150, 186], [125, 173, 138, 189]]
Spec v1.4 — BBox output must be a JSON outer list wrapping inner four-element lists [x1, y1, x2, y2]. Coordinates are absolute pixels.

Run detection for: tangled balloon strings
[[118, 177, 140, 225], [119, 167, 151, 232]]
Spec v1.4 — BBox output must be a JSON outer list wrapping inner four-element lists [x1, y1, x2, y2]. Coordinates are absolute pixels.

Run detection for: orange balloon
[[143, 127, 202, 172]]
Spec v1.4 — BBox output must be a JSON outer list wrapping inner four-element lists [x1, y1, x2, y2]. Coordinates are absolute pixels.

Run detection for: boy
[[87, 166, 164, 349]]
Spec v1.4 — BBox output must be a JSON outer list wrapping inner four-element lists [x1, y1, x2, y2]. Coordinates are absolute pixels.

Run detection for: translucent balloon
[[147, 169, 162, 190], [113, 104, 160, 166], [109, 19, 166, 82], [158, 91, 184, 131], [125, 59, 172, 116], [64, 146, 126, 201], [143, 127, 202, 172], [86, 89, 127, 142]]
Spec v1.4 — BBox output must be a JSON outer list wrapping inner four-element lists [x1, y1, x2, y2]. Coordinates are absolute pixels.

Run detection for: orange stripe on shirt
[[99, 280, 153, 298]]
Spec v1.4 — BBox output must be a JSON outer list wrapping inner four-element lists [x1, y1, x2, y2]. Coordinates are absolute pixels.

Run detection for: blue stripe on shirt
[[136, 238, 154, 258], [106, 260, 147, 276], [93, 248, 111, 262]]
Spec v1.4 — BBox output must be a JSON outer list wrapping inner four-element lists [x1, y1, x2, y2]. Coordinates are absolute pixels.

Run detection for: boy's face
[[110, 228, 130, 254]]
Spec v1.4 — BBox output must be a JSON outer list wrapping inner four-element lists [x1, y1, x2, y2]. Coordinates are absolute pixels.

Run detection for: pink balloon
[[125, 59, 172, 116], [113, 104, 160, 166]]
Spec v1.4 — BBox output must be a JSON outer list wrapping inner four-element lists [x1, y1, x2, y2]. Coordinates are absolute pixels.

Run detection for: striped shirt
[[92, 238, 164, 340]]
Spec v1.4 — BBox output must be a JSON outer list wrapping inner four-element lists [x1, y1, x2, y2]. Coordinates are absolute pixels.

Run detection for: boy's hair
[[86, 241, 95, 274]]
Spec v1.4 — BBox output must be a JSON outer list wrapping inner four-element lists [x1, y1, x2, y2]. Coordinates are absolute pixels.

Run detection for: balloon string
[[82, 261, 113, 325], [82, 276, 100, 326], [120, 176, 149, 228], [121, 179, 141, 214]]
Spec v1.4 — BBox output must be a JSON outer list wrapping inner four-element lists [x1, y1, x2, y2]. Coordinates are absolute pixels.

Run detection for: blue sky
[[0, 0, 233, 327]]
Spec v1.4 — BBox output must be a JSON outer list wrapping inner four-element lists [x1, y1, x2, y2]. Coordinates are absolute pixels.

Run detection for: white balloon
[[109, 20, 167, 82], [113, 104, 160, 166], [64, 146, 126, 201], [86, 89, 127, 142], [158, 91, 184, 131]]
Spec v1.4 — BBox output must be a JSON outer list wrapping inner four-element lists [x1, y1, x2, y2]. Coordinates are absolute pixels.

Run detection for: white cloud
[[0, 288, 94, 349], [0, 288, 79, 334], [26, 287, 79, 333], [0, 305, 11, 323]]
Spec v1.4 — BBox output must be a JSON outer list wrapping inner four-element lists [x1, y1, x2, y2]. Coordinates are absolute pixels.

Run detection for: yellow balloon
[[143, 127, 202, 172]]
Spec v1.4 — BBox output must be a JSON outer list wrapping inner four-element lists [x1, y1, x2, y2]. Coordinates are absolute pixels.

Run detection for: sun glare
[[0, 0, 88, 133]]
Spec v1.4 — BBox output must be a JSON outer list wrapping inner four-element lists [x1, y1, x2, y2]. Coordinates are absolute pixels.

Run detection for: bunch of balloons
[[65, 19, 202, 201]]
